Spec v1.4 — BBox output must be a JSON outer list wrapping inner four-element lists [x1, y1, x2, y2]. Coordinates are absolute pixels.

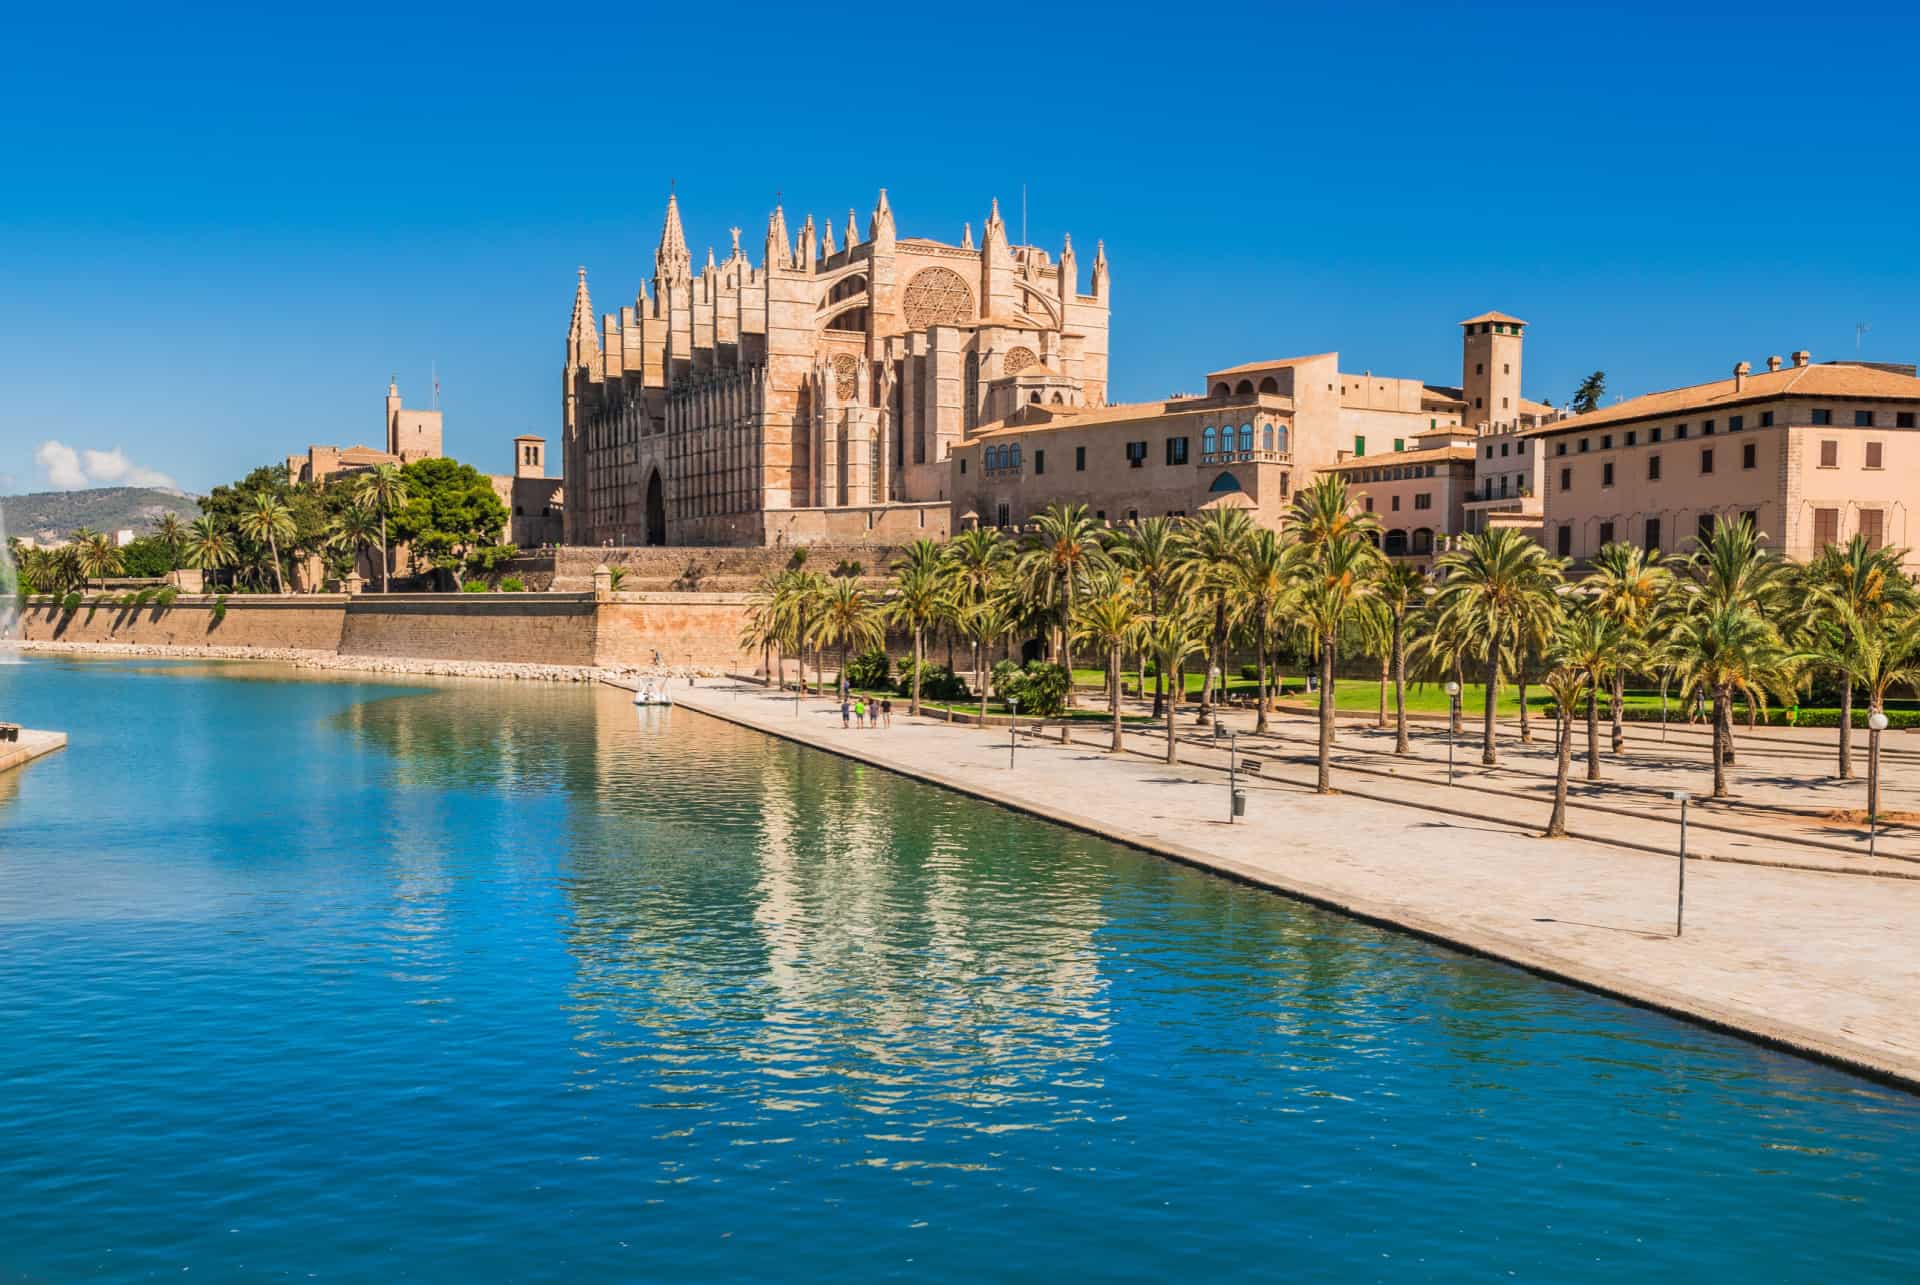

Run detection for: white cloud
[[35, 440, 175, 491]]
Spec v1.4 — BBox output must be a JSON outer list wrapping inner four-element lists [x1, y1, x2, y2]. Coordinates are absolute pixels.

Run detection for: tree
[[1072, 573, 1144, 752], [356, 464, 411, 592], [1016, 503, 1110, 704], [959, 598, 1017, 725], [1798, 534, 1913, 778], [1555, 608, 1629, 781], [1286, 479, 1384, 792], [945, 526, 1009, 698], [1538, 659, 1590, 838], [326, 506, 381, 584], [1135, 608, 1207, 764], [1660, 604, 1799, 798], [809, 576, 884, 690], [1570, 371, 1606, 415], [1585, 541, 1672, 754], [1178, 505, 1256, 719], [1680, 516, 1790, 767], [1374, 563, 1429, 754], [1229, 527, 1291, 734], [1432, 527, 1565, 767], [888, 546, 951, 716], [154, 512, 187, 572], [1111, 516, 1192, 718], [185, 517, 236, 582], [388, 458, 507, 590], [236, 491, 296, 593], [1848, 608, 1920, 824], [75, 530, 124, 591]]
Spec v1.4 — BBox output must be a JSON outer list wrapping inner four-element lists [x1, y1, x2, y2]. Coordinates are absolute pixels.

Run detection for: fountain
[[0, 504, 22, 662]]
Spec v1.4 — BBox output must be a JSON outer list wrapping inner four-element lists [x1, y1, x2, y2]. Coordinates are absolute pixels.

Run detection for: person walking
[[841, 697, 851, 729], [855, 699, 867, 729], [880, 696, 892, 728]]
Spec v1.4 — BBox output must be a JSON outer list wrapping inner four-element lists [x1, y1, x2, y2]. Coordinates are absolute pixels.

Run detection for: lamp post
[[1445, 680, 1461, 785], [1008, 695, 1020, 770], [1215, 723, 1241, 823], [1869, 710, 1889, 857], [1671, 789, 1690, 937]]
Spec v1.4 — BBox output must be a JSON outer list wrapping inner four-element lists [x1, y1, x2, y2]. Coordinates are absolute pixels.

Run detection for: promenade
[[670, 681, 1920, 1090], [0, 727, 66, 777]]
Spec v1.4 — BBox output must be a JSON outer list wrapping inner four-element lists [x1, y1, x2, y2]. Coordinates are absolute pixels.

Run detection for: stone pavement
[[0, 727, 67, 776], [670, 681, 1920, 1091]]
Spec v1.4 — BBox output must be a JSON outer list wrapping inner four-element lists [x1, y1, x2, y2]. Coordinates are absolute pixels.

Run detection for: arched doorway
[[645, 470, 666, 546]]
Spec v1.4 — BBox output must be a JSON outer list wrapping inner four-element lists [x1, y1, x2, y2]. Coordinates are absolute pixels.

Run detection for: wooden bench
[[1240, 758, 1262, 777]]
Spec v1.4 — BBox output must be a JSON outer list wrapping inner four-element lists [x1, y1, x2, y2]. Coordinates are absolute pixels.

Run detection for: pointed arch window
[[1208, 471, 1243, 493]]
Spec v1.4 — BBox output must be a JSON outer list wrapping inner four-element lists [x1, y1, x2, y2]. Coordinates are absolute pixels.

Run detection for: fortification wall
[[15, 596, 348, 650], [338, 594, 599, 666], [593, 593, 755, 670], [552, 544, 902, 592]]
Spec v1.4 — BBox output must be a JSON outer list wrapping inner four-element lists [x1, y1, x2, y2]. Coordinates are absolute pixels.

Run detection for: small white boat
[[631, 684, 674, 707]]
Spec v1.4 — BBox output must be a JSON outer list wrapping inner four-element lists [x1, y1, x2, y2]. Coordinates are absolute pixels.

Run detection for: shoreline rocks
[[14, 640, 711, 686]]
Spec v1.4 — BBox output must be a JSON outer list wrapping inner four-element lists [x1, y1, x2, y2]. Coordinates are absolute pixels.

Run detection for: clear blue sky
[[4, 0, 1916, 496]]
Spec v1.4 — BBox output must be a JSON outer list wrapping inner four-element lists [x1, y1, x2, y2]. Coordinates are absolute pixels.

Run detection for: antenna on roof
[[1856, 322, 1870, 355]]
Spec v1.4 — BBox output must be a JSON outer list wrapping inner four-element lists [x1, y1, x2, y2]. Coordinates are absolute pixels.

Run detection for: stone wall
[[16, 596, 348, 650], [594, 593, 754, 670], [339, 594, 600, 667], [552, 544, 904, 592]]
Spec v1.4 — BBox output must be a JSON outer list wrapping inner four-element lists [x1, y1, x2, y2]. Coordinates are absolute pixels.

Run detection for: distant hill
[[1, 487, 201, 544]]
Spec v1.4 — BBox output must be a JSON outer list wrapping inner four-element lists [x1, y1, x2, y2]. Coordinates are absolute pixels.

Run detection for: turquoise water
[[2, 658, 1917, 1281]]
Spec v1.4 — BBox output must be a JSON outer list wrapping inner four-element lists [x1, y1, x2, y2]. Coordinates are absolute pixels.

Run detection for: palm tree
[[1849, 608, 1920, 824], [356, 464, 410, 592], [1178, 505, 1256, 718], [1798, 535, 1914, 778], [1432, 527, 1564, 767], [1374, 563, 1428, 754], [1072, 574, 1144, 752], [1538, 658, 1590, 838], [1016, 503, 1110, 705], [1679, 517, 1790, 768], [888, 552, 950, 716], [236, 491, 296, 593], [1111, 517, 1192, 718], [1229, 527, 1290, 734], [326, 506, 381, 585], [945, 526, 1008, 693], [1286, 485, 1384, 792], [154, 512, 187, 572], [184, 517, 236, 584], [774, 570, 831, 695], [740, 572, 782, 685], [1555, 608, 1630, 781], [809, 576, 884, 690], [75, 530, 123, 591], [1661, 604, 1799, 798], [959, 597, 1017, 725], [1586, 541, 1672, 754], [1135, 607, 1207, 764]]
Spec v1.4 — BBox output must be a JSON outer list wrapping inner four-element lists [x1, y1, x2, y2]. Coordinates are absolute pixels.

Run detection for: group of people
[[840, 689, 892, 730]]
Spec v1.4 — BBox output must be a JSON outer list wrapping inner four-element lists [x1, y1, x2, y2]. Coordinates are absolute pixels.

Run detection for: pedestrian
[[880, 696, 892, 728], [1786, 701, 1800, 728], [855, 699, 867, 729], [841, 698, 851, 729]]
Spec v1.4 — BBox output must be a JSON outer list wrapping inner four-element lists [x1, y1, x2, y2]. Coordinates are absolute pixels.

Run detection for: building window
[[1364, 496, 1375, 513], [1202, 426, 1217, 456], [1167, 436, 1189, 465], [1391, 495, 1401, 512], [1812, 409, 1832, 425], [1856, 410, 1875, 427], [1500, 442, 1510, 456], [1862, 509, 1885, 549], [1559, 466, 1572, 491], [1651, 427, 1663, 443], [1034, 448, 1046, 476], [1354, 435, 1367, 456], [1075, 445, 1086, 471], [958, 457, 967, 474], [1761, 411, 1775, 427], [1601, 435, 1612, 449], [1240, 423, 1254, 453], [1625, 431, 1636, 446], [1414, 492, 1432, 510], [1819, 439, 1838, 467], [1557, 525, 1571, 556], [1393, 438, 1405, 453], [1262, 423, 1274, 450], [1675, 424, 1689, 439], [1899, 413, 1916, 429], [1700, 448, 1714, 475], [1485, 445, 1494, 459], [1867, 441, 1885, 469], [1579, 438, 1590, 453], [1602, 461, 1614, 486], [996, 503, 1011, 528], [1599, 520, 1615, 545], [1697, 513, 1714, 546], [1742, 509, 1759, 532], [1702, 420, 1715, 435], [1743, 442, 1757, 469], [1729, 415, 1743, 432], [1556, 442, 1567, 456], [1814, 508, 1839, 548], [1126, 441, 1148, 468], [1644, 517, 1662, 554]]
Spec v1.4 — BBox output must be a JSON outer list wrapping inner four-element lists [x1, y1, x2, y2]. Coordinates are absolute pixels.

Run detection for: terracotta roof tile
[[1205, 352, 1337, 378], [1458, 311, 1528, 327], [1521, 363, 1920, 437]]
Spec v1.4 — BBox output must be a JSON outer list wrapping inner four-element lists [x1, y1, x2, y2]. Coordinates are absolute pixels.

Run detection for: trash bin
[[1232, 789, 1247, 818]]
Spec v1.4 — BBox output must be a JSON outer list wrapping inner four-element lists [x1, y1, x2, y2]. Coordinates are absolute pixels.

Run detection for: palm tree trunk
[[1450, 656, 1465, 734], [1839, 669, 1855, 778], [1547, 709, 1572, 837], [1376, 656, 1388, 727], [1392, 617, 1408, 755], [1062, 583, 1076, 708], [268, 534, 286, 594], [1722, 699, 1737, 766], [1317, 634, 1335, 793], [1164, 665, 1178, 765], [1610, 674, 1626, 753], [1110, 643, 1124, 753], [1585, 683, 1601, 781], [380, 514, 390, 592], [1517, 651, 1533, 744], [1255, 618, 1271, 735], [980, 663, 990, 725], [1712, 686, 1730, 797], [1481, 633, 1499, 766], [910, 628, 924, 716]]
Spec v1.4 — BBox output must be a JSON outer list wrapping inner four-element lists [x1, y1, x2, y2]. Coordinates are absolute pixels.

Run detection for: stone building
[[561, 190, 1111, 547], [491, 435, 564, 549], [950, 312, 1555, 535], [1526, 353, 1920, 567]]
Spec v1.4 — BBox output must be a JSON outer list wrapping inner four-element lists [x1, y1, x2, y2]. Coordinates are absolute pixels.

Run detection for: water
[[2, 658, 1917, 1281]]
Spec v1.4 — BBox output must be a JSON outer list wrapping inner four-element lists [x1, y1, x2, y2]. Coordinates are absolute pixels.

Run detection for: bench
[[1239, 758, 1262, 777], [0, 724, 19, 743]]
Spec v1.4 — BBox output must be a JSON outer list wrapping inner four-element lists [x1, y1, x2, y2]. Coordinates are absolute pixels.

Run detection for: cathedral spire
[[656, 193, 691, 284], [800, 213, 817, 270], [846, 209, 859, 248], [868, 188, 895, 242], [823, 216, 838, 257], [765, 204, 792, 269], [962, 221, 974, 250], [568, 266, 600, 360]]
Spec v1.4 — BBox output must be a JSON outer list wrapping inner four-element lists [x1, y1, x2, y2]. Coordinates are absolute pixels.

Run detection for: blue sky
[[3, 0, 1916, 496]]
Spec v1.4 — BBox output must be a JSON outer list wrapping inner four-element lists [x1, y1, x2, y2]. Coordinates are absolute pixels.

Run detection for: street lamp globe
[[1445, 681, 1460, 696], [1870, 711, 1890, 732]]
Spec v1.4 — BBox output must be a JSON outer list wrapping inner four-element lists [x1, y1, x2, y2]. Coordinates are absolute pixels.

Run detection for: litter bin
[[1232, 789, 1247, 818]]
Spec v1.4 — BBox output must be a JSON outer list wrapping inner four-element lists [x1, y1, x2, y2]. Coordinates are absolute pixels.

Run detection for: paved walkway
[[666, 682, 1920, 1091], [0, 727, 66, 777]]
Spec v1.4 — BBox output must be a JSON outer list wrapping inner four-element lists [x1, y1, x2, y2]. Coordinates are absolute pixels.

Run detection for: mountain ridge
[[1, 486, 202, 543]]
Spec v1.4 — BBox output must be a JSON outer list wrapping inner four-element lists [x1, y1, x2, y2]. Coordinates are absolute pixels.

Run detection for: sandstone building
[[951, 312, 1556, 537], [1525, 353, 1920, 567], [561, 191, 1110, 547]]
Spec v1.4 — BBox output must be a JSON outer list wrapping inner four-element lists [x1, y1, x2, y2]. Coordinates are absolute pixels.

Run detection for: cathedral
[[562, 190, 1110, 546]]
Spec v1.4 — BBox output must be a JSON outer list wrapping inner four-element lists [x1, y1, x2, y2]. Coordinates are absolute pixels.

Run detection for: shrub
[[845, 645, 892, 690], [210, 595, 228, 625], [991, 659, 1070, 717], [462, 580, 493, 593], [1240, 663, 1260, 680], [1142, 658, 1159, 677], [897, 659, 968, 702], [154, 586, 178, 607], [497, 576, 527, 593], [60, 591, 82, 614]]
